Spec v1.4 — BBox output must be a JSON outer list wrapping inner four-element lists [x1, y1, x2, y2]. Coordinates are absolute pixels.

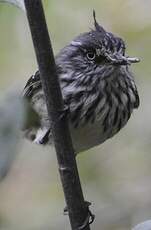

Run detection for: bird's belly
[[70, 121, 109, 154], [69, 107, 131, 154]]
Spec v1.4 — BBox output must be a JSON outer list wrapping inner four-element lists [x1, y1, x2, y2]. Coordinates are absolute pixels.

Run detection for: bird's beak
[[105, 53, 140, 65], [126, 57, 140, 64]]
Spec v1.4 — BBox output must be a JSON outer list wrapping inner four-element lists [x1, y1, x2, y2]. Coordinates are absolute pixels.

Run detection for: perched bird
[[23, 12, 140, 154]]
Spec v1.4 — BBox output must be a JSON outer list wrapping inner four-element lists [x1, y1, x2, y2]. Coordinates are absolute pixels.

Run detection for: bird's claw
[[63, 201, 95, 229]]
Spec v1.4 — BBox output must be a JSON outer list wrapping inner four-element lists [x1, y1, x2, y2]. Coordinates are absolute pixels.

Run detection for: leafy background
[[0, 0, 151, 229]]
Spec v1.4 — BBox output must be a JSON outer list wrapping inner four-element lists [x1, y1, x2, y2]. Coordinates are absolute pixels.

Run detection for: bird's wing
[[23, 70, 42, 99], [23, 70, 57, 144], [22, 71, 42, 131]]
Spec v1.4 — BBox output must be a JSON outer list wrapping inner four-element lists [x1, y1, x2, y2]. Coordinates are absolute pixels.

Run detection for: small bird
[[23, 12, 140, 154]]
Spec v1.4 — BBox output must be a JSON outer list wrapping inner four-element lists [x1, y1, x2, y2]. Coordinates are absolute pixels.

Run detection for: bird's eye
[[86, 51, 96, 61]]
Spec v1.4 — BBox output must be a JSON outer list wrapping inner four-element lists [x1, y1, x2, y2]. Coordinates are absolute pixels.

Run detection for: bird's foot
[[63, 201, 95, 229]]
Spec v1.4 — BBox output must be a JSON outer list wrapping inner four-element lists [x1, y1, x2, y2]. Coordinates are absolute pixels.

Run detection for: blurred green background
[[0, 0, 151, 229]]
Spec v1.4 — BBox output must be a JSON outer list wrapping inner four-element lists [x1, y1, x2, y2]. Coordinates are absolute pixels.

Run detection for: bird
[[23, 11, 140, 154]]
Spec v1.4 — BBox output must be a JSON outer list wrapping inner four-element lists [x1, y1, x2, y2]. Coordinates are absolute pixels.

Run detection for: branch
[[24, 1, 93, 229]]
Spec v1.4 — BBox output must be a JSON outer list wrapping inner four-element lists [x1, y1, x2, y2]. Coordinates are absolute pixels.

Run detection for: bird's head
[[56, 11, 139, 82]]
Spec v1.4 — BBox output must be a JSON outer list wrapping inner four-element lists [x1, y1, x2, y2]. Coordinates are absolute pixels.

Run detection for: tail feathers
[[24, 127, 50, 145], [34, 127, 50, 144]]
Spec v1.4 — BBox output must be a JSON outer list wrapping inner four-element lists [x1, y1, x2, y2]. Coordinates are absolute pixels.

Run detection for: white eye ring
[[86, 52, 96, 61]]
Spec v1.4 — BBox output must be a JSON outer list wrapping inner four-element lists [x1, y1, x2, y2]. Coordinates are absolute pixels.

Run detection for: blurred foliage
[[0, 91, 24, 180], [0, 0, 151, 230], [132, 220, 151, 230]]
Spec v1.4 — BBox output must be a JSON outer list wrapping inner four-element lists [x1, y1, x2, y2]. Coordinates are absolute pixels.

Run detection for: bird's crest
[[93, 10, 106, 35]]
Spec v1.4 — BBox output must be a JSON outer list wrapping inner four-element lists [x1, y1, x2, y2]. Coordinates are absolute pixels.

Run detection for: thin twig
[[24, 1, 92, 229]]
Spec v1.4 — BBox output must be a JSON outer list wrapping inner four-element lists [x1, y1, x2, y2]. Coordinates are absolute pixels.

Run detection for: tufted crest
[[93, 10, 106, 36]]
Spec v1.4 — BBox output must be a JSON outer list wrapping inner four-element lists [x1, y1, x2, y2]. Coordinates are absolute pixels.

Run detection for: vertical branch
[[24, 1, 92, 230]]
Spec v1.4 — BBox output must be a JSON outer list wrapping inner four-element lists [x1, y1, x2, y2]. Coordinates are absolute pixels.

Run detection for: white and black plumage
[[23, 13, 140, 154]]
